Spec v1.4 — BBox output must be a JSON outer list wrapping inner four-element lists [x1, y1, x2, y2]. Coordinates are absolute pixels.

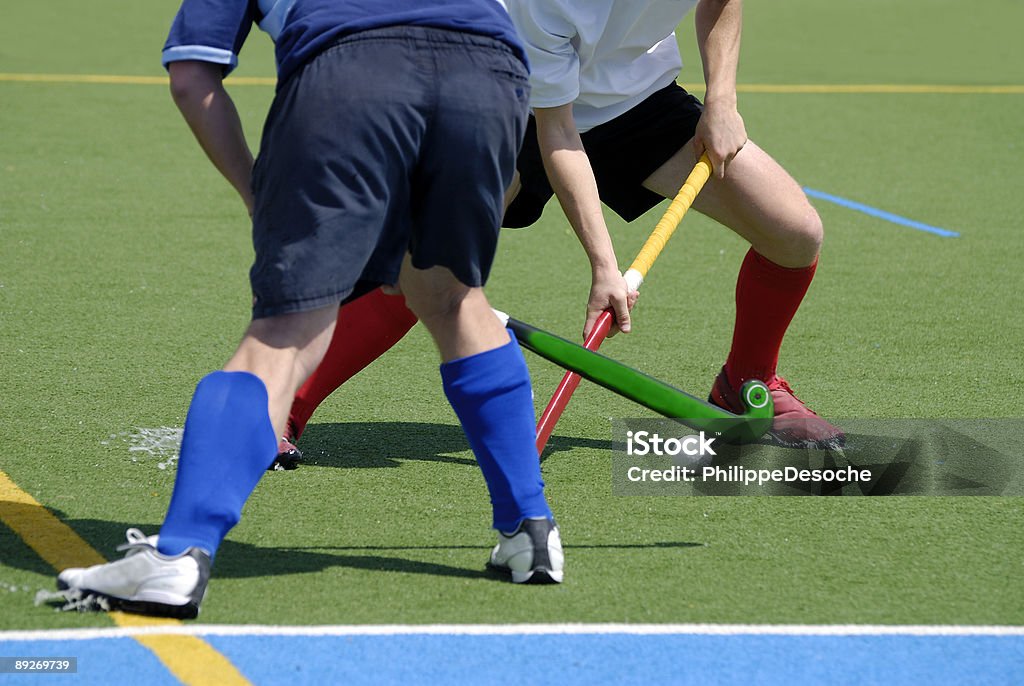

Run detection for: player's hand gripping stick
[[533, 154, 713, 453]]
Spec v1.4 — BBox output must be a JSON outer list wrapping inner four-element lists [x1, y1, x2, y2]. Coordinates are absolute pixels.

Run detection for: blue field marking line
[[2, 624, 1022, 685], [802, 187, 961, 237]]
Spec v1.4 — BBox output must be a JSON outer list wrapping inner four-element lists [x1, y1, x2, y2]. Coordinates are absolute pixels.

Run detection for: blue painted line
[[204, 634, 1024, 686], [5, 631, 1022, 684], [802, 187, 960, 237]]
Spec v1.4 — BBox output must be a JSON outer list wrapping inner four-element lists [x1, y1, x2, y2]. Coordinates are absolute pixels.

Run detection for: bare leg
[[642, 140, 822, 268], [643, 138, 842, 446], [224, 305, 338, 440], [396, 255, 509, 361]]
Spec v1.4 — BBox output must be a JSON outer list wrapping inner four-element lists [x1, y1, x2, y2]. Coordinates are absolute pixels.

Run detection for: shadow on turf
[[297, 421, 608, 468], [5, 509, 701, 585]]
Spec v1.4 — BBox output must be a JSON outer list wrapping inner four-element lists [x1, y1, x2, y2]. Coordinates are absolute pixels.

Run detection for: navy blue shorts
[[503, 82, 704, 228], [249, 27, 530, 318]]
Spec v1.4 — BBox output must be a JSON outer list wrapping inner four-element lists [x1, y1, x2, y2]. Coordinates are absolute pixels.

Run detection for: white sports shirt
[[507, 0, 698, 131]]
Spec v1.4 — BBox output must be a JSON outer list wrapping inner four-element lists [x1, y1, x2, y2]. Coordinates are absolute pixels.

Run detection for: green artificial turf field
[[1, 0, 1022, 634]]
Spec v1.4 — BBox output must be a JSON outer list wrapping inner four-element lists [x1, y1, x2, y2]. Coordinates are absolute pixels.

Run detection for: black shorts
[[249, 27, 530, 318], [503, 82, 704, 228]]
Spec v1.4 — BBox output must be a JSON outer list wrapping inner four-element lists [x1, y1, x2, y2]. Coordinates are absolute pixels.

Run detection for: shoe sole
[[487, 562, 563, 584], [269, 449, 302, 471], [115, 597, 200, 619], [513, 568, 563, 584], [57, 579, 202, 619], [763, 431, 846, 451], [709, 388, 845, 451]]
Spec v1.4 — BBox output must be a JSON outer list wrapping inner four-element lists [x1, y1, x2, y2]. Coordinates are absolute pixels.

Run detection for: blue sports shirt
[[162, 0, 527, 82]]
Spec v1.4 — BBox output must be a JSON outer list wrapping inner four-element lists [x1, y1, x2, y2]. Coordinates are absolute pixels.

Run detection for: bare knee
[[230, 309, 336, 380], [397, 255, 477, 325], [400, 273, 509, 361], [795, 202, 824, 263], [759, 197, 823, 268], [244, 310, 335, 353], [402, 281, 472, 326]]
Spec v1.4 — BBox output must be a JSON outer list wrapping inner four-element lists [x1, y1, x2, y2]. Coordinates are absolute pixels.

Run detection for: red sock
[[725, 248, 817, 388], [288, 288, 418, 439]]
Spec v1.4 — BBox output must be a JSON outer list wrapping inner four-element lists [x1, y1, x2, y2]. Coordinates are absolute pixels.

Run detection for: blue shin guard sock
[[441, 333, 553, 532], [158, 371, 277, 560]]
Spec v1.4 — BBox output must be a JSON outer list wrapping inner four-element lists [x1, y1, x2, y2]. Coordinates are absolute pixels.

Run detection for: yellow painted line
[[115, 613, 251, 686], [0, 73, 1021, 93], [0, 73, 169, 85], [0, 72, 275, 86], [0, 469, 252, 686], [743, 83, 1024, 94], [0, 470, 108, 570], [679, 82, 1024, 94]]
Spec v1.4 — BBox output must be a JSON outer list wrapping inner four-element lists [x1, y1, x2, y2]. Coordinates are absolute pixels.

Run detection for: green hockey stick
[[495, 311, 773, 443]]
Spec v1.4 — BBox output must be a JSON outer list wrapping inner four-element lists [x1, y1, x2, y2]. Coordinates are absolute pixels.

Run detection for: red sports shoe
[[709, 367, 845, 449]]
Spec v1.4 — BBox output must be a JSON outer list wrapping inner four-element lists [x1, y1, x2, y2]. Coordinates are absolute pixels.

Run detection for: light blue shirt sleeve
[[161, 0, 256, 75]]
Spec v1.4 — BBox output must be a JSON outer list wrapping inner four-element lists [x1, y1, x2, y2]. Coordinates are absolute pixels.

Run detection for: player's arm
[[533, 105, 633, 337], [168, 61, 255, 215], [693, 0, 747, 179]]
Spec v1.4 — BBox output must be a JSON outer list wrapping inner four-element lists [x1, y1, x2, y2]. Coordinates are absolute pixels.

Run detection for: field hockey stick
[[492, 310, 773, 444], [534, 153, 714, 453]]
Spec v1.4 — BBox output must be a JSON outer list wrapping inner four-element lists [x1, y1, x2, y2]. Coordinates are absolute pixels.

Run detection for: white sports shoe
[[489, 517, 564, 584], [56, 528, 210, 619]]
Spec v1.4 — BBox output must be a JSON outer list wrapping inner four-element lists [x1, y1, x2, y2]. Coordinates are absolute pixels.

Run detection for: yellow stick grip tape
[[627, 153, 712, 279]]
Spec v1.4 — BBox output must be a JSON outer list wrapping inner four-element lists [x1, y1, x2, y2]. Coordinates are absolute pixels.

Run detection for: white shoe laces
[[116, 527, 156, 555]]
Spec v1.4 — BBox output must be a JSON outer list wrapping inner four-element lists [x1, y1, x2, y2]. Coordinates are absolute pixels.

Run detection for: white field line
[[2, 623, 1023, 642]]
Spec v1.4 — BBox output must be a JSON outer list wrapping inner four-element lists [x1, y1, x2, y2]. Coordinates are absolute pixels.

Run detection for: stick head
[[740, 380, 772, 413], [726, 380, 773, 443]]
